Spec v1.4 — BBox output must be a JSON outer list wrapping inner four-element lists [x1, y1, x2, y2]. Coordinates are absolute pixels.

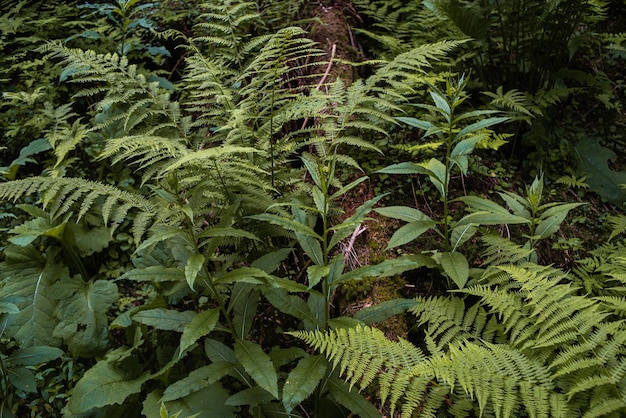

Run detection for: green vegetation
[[1, 0, 625, 417]]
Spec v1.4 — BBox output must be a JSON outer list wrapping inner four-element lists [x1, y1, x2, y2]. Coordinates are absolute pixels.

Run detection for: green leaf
[[307, 264, 330, 289], [7, 366, 37, 393], [235, 339, 279, 399], [450, 224, 478, 251], [263, 288, 322, 327], [120, 266, 185, 282], [353, 299, 419, 324], [456, 116, 509, 138], [161, 362, 233, 402], [426, 158, 446, 196], [225, 387, 276, 406], [185, 253, 204, 290], [0, 245, 66, 347], [330, 176, 369, 201], [230, 283, 260, 339], [575, 136, 626, 204], [327, 376, 381, 418], [67, 355, 151, 414], [335, 256, 426, 287], [51, 277, 119, 356], [456, 211, 530, 226], [375, 162, 429, 175], [249, 213, 321, 240], [159, 384, 235, 418], [132, 309, 195, 332], [450, 136, 483, 158], [179, 308, 220, 357], [440, 252, 469, 289], [534, 212, 571, 240], [283, 355, 328, 413], [251, 248, 292, 274], [386, 220, 436, 249], [7, 346, 63, 366], [374, 206, 430, 223]]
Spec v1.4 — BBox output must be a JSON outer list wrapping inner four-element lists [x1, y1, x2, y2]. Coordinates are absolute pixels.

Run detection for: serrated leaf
[[161, 362, 232, 402], [353, 299, 419, 324], [456, 211, 530, 226], [230, 283, 260, 339], [214, 267, 271, 285], [385, 220, 436, 249], [120, 266, 185, 282], [249, 213, 321, 240], [235, 339, 279, 399], [250, 248, 292, 274], [132, 309, 195, 332], [185, 253, 204, 290], [179, 308, 220, 357], [67, 357, 151, 414], [440, 251, 469, 289], [375, 162, 429, 175], [450, 224, 478, 251], [335, 256, 426, 287], [327, 376, 381, 418], [225, 387, 276, 406], [283, 355, 328, 413], [263, 288, 321, 326], [307, 264, 330, 289], [374, 206, 430, 223]]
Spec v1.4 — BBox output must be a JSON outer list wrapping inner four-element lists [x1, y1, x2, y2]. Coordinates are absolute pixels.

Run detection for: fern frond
[[0, 177, 156, 240]]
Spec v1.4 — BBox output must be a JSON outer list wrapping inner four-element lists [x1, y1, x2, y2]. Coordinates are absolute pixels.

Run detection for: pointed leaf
[[375, 162, 429, 175], [353, 299, 419, 324], [249, 213, 321, 239], [450, 224, 478, 251], [263, 288, 322, 327], [456, 211, 530, 226], [179, 308, 220, 356], [374, 206, 430, 223], [456, 116, 509, 138], [7, 367, 37, 393], [185, 253, 204, 290], [327, 376, 381, 418], [120, 266, 185, 282], [396, 116, 434, 131], [335, 256, 426, 287], [440, 252, 469, 289], [307, 264, 330, 289], [251, 248, 292, 274], [133, 309, 195, 332], [161, 362, 233, 402], [235, 339, 279, 399], [386, 220, 436, 249], [7, 346, 64, 366], [282, 355, 328, 413]]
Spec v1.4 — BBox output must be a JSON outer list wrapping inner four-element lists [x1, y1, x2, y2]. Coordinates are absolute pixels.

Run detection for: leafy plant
[[376, 75, 516, 288], [294, 238, 626, 417]]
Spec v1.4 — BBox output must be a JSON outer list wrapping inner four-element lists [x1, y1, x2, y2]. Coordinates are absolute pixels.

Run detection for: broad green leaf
[[269, 347, 307, 369], [375, 162, 429, 175], [297, 232, 324, 265], [67, 355, 151, 414], [230, 283, 260, 339], [251, 248, 292, 274], [179, 308, 220, 356], [498, 191, 531, 218], [450, 154, 469, 174], [327, 376, 381, 418], [51, 277, 118, 357], [205, 340, 251, 387], [535, 213, 570, 240], [456, 116, 509, 138], [161, 362, 232, 402], [196, 227, 259, 241], [374, 206, 430, 223], [185, 253, 204, 290], [7, 366, 37, 393], [575, 136, 626, 204], [335, 256, 426, 286], [426, 158, 446, 196], [225, 387, 276, 406], [450, 224, 478, 251], [440, 252, 469, 289], [0, 245, 65, 347], [458, 195, 513, 215], [158, 384, 235, 418], [330, 176, 369, 201], [456, 211, 530, 226], [450, 136, 483, 158], [214, 267, 271, 285], [307, 264, 330, 289], [353, 299, 419, 324], [249, 213, 321, 240], [300, 156, 324, 190], [311, 186, 326, 214], [7, 346, 63, 366], [132, 309, 195, 332], [539, 203, 584, 220], [263, 288, 322, 327], [396, 116, 434, 131], [235, 339, 279, 399], [120, 266, 185, 282], [386, 220, 436, 249], [0, 301, 19, 314], [282, 355, 328, 413], [430, 90, 451, 117]]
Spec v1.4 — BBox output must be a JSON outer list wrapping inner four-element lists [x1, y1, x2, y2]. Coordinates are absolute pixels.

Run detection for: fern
[[295, 241, 626, 417]]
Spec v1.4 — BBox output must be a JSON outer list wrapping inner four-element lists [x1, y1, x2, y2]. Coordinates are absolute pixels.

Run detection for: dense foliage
[[1, 0, 625, 417]]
